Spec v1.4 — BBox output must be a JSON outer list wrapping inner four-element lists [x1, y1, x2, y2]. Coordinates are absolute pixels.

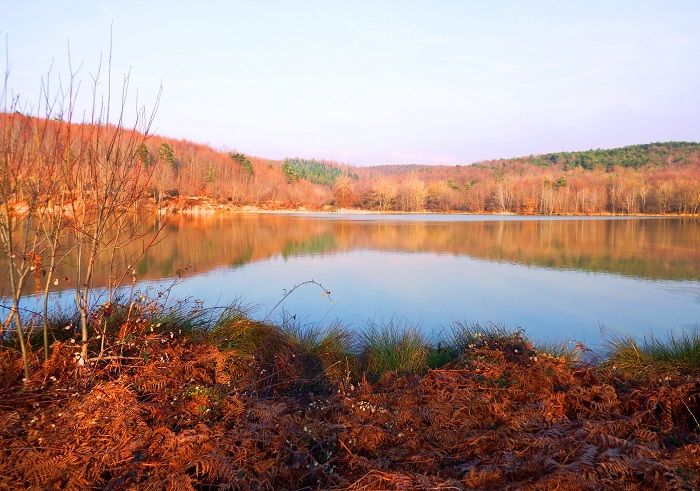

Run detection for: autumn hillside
[[2, 112, 700, 214], [136, 136, 700, 215]]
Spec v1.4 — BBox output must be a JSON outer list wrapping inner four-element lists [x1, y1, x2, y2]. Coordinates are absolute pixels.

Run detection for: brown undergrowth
[[1, 329, 700, 490]]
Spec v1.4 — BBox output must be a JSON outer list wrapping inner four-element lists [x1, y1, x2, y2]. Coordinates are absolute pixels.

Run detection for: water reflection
[[4, 214, 700, 344], [136, 214, 699, 282], [170, 248, 700, 347]]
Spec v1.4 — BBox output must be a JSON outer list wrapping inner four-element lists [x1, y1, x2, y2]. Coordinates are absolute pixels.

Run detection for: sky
[[2, 1, 699, 166]]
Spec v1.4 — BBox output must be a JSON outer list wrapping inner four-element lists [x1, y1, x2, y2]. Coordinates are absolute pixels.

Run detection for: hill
[[147, 138, 700, 214], [2, 112, 699, 214]]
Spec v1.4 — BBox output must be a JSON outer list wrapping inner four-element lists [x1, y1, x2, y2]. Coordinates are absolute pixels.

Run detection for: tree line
[[129, 137, 699, 215]]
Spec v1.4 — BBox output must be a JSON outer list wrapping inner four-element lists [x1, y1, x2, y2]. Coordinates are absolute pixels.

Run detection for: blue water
[[15, 214, 700, 350], [148, 249, 700, 349]]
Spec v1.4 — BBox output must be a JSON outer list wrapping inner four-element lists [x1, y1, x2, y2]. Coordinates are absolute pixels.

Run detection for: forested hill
[[340, 142, 700, 215], [513, 142, 700, 170], [2, 112, 698, 214], [364, 142, 700, 175]]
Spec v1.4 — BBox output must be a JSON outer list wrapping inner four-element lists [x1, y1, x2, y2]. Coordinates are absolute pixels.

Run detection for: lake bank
[[2, 306, 699, 490], [157, 195, 697, 217]]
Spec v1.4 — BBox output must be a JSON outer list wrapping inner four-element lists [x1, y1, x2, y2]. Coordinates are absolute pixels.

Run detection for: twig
[[86, 356, 144, 362], [264, 279, 332, 322]]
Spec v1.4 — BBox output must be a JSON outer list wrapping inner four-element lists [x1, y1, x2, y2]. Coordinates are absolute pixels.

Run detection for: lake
[[11, 213, 700, 348]]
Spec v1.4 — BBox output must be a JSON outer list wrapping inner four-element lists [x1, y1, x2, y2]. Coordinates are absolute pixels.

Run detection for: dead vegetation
[[1, 316, 700, 491]]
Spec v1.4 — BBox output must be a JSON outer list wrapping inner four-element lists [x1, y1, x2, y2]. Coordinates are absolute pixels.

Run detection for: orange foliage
[[1, 331, 700, 490], [3, 112, 699, 215]]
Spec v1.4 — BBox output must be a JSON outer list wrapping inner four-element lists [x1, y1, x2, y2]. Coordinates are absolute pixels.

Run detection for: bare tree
[[370, 178, 398, 212], [61, 45, 162, 362], [1, 35, 163, 375], [0, 109, 45, 378]]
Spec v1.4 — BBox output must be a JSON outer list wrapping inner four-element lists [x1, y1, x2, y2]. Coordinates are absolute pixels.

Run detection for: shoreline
[[157, 197, 689, 218], [2, 310, 700, 490]]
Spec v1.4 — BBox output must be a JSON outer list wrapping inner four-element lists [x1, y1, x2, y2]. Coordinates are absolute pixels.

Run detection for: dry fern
[[3, 331, 700, 490]]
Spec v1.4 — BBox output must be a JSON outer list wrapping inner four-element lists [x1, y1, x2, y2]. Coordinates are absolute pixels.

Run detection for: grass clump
[[445, 320, 538, 364], [358, 318, 428, 378], [144, 297, 215, 338], [606, 330, 700, 378], [426, 341, 457, 369], [25, 307, 81, 348], [448, 320, 520, 350], [282, 318, 354, 363], [420, 322, 560, 370], [281, 317, 356, 388], [206, 302, 288, 357], [534, 340, 582, 364]]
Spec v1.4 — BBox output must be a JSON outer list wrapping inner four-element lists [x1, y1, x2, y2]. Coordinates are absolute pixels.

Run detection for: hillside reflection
[[3, 214, 699, 297], [137, 214, 700, 282]]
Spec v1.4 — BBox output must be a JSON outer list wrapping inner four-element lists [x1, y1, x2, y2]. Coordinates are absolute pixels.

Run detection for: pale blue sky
[[3, 1, 699, 166]]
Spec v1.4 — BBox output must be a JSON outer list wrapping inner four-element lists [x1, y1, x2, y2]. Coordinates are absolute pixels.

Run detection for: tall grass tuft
[[443, 320, 546, 365], [282, 318, 355, 363], [148, 298, 217, 339], [206, 301, 288, 359], [426, 340, 458, 369], [358, 318, 428, 378], [534, 341, 581, 364], [606, 330, 700, 377], [281, 317, 356, 387], [26, 307, 81, 348], [447, 320, 520, 353]]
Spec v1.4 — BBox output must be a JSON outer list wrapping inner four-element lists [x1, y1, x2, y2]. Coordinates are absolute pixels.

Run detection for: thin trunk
[[5, 235, 31, 379], [41, 209, 63, 362], [79, 228, 101, 361], [0, 208, 35, 378]]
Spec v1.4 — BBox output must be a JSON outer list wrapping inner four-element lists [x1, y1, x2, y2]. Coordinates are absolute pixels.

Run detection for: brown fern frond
[[462, 466, 503, 488], [591, 432, 634, 449], [193, 455, 241, 484], [575, 444, 599, 469], [163, 473, 197, 491], [221, 394, 246, 422], [352, 424, 389, 451], [347, 470, 414, 490], [252, 457, 277, 475], [245, 400, 288, 423], [38, 341, 77, 381], [394, 408, 418, 425], [597, 449, 634, 478]]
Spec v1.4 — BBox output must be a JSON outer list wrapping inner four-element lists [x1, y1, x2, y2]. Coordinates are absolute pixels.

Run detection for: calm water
[[11, 213, 700, 346]]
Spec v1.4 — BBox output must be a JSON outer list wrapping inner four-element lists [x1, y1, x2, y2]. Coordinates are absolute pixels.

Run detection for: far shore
[[158, 196, 686, 218], [158, 198, 684, 218]]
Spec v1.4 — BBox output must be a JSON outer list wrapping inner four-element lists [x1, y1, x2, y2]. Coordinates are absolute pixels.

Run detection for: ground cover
[[1, 301, 699, 490]]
